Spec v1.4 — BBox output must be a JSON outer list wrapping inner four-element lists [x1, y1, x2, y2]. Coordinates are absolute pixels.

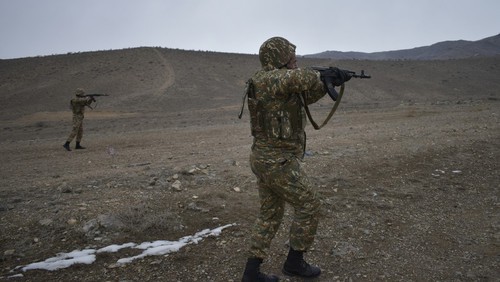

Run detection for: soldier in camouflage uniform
[[241, 37, 351, 282], [63, 88, 94, 151]]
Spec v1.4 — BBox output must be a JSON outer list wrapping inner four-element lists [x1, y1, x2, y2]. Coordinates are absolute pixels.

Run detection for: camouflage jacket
[[246, 67, 326, 158], [70, 97, 92, 115]]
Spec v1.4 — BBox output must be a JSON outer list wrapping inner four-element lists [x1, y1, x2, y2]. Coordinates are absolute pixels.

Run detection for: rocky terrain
[[0, 48, 499, 281]]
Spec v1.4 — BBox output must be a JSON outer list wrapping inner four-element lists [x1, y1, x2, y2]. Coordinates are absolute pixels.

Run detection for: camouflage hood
[[75, 88, 85, 97], [259, 37, 296, 71]]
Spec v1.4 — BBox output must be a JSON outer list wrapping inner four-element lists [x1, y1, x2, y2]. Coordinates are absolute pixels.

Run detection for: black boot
[[282, 248, 321, 278], [242, 257, 279, 282], [75, 142, 86, 149], [63, 141, 71, 151]]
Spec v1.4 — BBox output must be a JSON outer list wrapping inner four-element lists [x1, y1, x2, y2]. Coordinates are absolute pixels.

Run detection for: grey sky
[[1, 0, 499, 59]]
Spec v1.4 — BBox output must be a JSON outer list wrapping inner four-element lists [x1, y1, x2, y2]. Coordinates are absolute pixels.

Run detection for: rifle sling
[[238, 91, 247, 119], [301, 84, 345, 130]]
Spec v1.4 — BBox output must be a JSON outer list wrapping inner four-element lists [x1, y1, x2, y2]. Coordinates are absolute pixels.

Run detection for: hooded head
[[259, 37, 296, 71], [75, 88, 85, 97]]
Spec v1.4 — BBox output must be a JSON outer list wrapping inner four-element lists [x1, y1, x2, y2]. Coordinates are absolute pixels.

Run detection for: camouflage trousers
[[248, 149, 321, 259], [66, 114, 84, 143]]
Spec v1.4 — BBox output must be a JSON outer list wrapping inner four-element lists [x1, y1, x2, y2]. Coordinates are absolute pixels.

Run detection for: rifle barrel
[[350, 70, 371, 79], [312, 66, 371, 79]]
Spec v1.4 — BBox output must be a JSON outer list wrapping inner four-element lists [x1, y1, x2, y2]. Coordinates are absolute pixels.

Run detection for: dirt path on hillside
[[152, 48, 175, 96]]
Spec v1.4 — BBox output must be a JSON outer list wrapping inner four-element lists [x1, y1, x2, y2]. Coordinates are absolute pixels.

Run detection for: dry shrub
[[115, 203, 184, 235]]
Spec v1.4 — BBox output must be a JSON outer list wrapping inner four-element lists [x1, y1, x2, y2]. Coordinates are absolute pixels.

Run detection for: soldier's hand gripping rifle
[[303, 67, 371, 130], [84, 94, 109, 109], [311, 66, 371, 101]]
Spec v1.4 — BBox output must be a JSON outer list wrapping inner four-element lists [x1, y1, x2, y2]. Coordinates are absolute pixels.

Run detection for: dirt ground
[[0, 99, 498, 281], [0, 49, 499, 281]]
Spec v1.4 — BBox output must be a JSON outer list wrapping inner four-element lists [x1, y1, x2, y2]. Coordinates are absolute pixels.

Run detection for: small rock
[[4, 249, 15, 256], [187, 202, 201, 211], [233, 187, 241, 192], [58, 182, 72, 193], [172, 180, 182, 191], [98, 214, 124, 229], [67, 218, 78, 225], [39, 218, 53, 226], [82, 219, 98, 233], [108, 263, 121, 269], [223, 159, 239, 166]]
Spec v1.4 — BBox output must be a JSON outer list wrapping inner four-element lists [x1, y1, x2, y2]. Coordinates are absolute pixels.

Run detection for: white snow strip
[[116, 224, 235, 265], [17, 224, 234, 272], [97, 242, 137, 253], [22, 249, 96, 271]]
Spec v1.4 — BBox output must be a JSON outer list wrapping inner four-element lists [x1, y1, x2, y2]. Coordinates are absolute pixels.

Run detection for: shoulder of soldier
[[256, 67, 315, 77], [253, 68, 318, 86]]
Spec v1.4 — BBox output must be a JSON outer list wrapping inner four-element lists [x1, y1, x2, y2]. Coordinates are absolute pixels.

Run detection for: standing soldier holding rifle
[[239, 37, 351, 281], [239, 36, 370, 281], [63, 88, 107, 151]]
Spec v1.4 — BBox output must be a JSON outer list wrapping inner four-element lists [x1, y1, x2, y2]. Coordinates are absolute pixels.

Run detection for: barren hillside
[[1, 48, 499, 118], [0, 49, 499, 281]]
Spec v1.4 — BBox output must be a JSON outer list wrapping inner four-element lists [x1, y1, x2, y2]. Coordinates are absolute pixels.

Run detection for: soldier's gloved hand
[[341, 69, 353, 82], [330, 68, 352, 86]]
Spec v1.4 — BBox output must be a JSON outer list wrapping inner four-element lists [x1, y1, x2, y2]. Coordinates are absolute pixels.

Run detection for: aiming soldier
[[63, 88, 94, 151], [240, 37, 352, 281]]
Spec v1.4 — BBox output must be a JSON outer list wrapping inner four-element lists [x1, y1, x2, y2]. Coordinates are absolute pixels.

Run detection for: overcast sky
[[1, 0, 499, 59]]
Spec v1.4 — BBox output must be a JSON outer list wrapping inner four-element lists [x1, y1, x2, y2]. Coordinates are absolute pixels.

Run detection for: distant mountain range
[[304, 33, 500, 60]]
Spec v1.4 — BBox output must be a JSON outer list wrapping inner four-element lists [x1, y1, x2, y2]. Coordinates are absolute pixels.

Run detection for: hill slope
[[306, 33, 500, 60], [1, 47, 499, 122]]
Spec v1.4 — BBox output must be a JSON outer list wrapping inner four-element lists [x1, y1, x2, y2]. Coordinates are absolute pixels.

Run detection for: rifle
[[311, 67, 371, 101], [84, 94, 109, 109], [84, 93, 109, 101]]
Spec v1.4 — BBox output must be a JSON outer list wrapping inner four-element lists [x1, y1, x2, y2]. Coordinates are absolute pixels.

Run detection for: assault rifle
[[84, 94, 109, 109], [311, 67, 371, 101], [84, 93, 109, 101]]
